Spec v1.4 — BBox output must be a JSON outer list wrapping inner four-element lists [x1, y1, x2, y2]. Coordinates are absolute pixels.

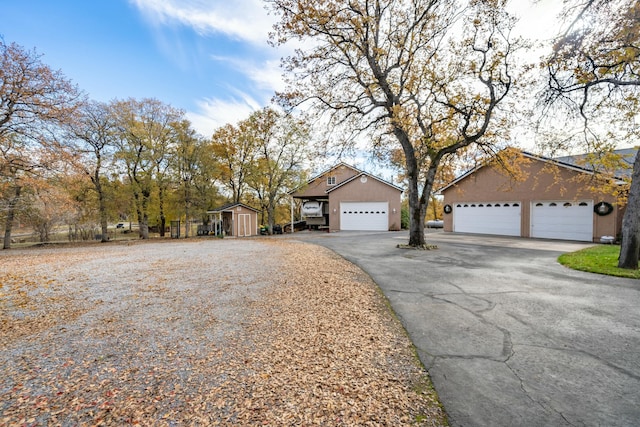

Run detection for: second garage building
[[439, 149, 628, 242], [290, 163, 403, 232]]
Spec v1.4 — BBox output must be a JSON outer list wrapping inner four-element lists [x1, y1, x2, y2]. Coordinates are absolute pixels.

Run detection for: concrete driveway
[[293, 230, 640, 427]]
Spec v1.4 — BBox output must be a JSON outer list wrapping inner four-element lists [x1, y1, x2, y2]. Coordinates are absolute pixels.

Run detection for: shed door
[[237, 214, 251, 237], [530, 201, 593, 241], [340, 202, 388, 231], [453, 202, 521, 236]]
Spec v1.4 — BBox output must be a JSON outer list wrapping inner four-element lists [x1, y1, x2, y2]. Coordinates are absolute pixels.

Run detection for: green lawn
[[558, 245, 640, 279]]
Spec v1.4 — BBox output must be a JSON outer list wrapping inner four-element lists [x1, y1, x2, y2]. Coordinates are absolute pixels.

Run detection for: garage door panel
[[531, 201, 593, 241], [341, 202, 388, 231], [454, 202, 521, 236]]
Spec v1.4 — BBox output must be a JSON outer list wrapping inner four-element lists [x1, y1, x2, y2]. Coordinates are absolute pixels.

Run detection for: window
[[327, 176, 336, 185]]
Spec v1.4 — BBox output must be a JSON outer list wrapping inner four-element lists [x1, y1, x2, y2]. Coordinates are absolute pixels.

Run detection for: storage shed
[[206, 203, 259, 237]]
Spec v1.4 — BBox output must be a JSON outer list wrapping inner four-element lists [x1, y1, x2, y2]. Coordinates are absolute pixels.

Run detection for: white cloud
[[210, 54, 285, 94], [187, 93, 263, 136], [129, 0, 290, 137], [130, 0, 275, 45]]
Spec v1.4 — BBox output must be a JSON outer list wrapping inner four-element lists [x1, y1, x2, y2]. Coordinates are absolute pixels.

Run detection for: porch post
[[290, 196, 294, 234]]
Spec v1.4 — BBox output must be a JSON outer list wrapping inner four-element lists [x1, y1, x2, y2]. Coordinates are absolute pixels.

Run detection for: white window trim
[[327, 176, 336, 185]]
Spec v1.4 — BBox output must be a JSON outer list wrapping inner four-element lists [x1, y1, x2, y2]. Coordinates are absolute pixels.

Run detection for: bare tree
[[269, 0, 521, 246], [0, 40, 82, 248]]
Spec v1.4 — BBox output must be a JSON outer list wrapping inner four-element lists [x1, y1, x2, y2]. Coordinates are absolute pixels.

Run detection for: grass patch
[[558, 245, 640, 279]]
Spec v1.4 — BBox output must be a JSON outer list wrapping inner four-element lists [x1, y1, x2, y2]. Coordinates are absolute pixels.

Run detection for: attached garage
[[453, 202, 521, 236], [530, 200, 593, 242], [340, 202, 389, 231]]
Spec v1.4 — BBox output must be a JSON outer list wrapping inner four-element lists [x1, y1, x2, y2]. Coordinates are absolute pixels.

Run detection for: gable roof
[[207, 202, 259, 213], [438, 148, 628, 194], [287, 162, 359, 195], [288, 161, 402, 194], [326, 171, 403, 193]]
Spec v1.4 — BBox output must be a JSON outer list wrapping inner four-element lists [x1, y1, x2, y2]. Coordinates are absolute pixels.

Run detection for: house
[[206, 203, 259, 237], [289, 162, 403, 232], [439, 149, 632, 242]]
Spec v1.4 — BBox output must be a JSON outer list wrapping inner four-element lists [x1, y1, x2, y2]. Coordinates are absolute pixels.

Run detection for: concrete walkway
[[294, 231, 640, 427]]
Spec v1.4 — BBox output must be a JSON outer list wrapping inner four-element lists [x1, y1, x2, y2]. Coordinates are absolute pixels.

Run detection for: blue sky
[[3, 0, 563, 140], [3, 0, 283, 137]]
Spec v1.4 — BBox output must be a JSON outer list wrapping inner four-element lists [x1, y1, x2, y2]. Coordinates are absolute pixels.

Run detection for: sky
[[3, 0, 564, 139]]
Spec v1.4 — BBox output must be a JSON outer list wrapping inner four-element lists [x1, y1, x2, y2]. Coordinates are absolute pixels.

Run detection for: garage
[[453, 202, 521, 236], [340, 202, 389, 231], [530, 200, 593, 241], [441, 149, 623, 242]]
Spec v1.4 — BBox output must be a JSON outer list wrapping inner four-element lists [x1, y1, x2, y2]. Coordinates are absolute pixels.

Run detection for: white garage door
[[530, 200, 593, 241], [453, 202, 521, 236], [340, 202, 389, 231]]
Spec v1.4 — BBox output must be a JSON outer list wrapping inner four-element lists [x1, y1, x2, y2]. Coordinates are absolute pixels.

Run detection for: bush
[[401, 207, 409, 229]]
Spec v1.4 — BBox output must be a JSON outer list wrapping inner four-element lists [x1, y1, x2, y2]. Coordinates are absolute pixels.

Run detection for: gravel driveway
[[0, 238, 446, 426]]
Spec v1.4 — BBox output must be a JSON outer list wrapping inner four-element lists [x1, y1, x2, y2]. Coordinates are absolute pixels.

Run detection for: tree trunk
[[184, 181, 191, 238], [140, 189, 150, 239], [140, 213, 149, 239], [132, 190, 143, 238], [407, 174, 426, 246], [267, 203, 276, 235], [96, 178, 109, 242], [409, 160, 439, 247], [159, 186, 166, 237], [3, 186, 22, 249], [618, 150, 640, 269], [395, 128, 427, 247]]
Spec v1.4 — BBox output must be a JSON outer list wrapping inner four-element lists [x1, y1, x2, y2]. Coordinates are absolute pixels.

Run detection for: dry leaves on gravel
[[0, 238, 447, 426]]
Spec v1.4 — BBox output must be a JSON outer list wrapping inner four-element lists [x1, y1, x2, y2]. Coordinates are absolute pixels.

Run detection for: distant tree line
[[0, 40, 310, 248]]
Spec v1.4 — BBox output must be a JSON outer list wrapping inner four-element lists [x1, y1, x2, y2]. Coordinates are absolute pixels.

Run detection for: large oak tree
[[112, 98, 183, 239], [268, 0, 521, 246], [65, 101, 117, 242], [544, 0, 639, 268]]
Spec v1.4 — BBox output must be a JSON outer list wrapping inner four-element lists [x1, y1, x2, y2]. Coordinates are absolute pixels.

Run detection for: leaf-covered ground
[[0, 238, 446, 426]]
